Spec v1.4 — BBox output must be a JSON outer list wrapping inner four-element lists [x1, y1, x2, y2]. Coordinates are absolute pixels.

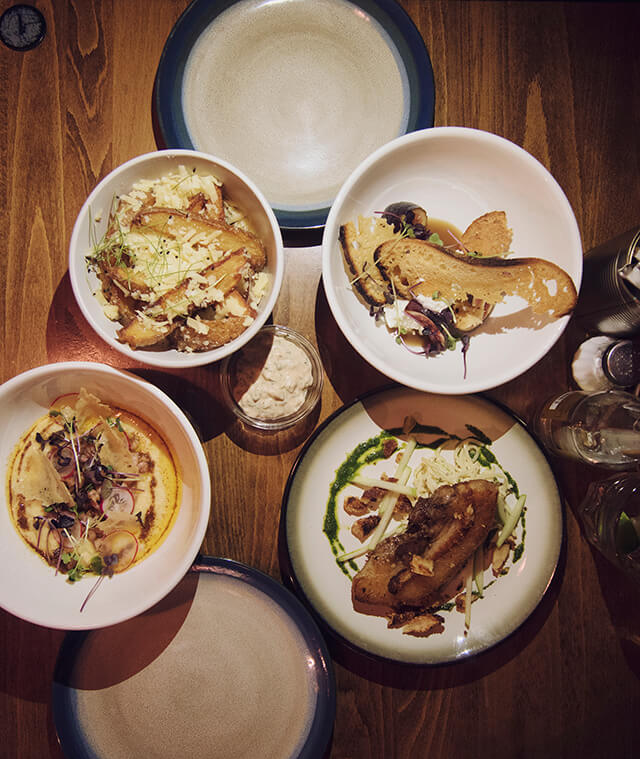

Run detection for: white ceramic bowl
[[0, 362, 211, 630], [69, 149, 284, 368], [322, 127, 583, 394]]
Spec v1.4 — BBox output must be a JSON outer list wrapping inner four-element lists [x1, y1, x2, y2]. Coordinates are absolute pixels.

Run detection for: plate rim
[[52, 555, 337, 759], [152, 0, 436, 231], [280, 384, 564, 666]]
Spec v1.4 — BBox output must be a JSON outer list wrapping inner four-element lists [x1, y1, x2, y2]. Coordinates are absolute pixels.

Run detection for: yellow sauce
[[5, 390, 180, 578]]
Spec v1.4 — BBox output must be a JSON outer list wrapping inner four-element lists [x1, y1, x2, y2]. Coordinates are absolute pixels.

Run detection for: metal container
[[574, 227, 640, 336]]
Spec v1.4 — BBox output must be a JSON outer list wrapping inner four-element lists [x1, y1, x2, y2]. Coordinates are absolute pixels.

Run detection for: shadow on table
[[314, 279, 390, 405], [556, 457, 640, 682], [52, 574, 198, 691], [589, 550, 640, 679], [224, 404, 323, 455], [46, 272, 236, 443]]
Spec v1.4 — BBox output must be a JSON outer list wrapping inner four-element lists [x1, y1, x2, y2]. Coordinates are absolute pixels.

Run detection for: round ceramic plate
[[282, 386, 563, 665], [153, 0, 435, 231], [53, 557, 336, 759]]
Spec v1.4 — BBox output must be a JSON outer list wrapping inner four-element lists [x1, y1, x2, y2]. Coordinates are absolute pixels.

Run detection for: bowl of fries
[[69, 150, 284, 368]]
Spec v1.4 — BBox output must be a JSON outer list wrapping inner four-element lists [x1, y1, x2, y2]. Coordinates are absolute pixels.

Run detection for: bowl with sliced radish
[[0, 361, 211, 630]]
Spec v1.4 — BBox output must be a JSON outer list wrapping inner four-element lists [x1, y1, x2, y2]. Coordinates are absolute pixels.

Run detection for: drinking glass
[[578, 472, 640, 580], [534, 389, 640, 469]]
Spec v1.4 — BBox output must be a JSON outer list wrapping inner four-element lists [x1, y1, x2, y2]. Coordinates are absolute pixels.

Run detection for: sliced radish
[[100, 486, 135, 515], [98, 529, 139, 572], [50, 392, 78, 408]]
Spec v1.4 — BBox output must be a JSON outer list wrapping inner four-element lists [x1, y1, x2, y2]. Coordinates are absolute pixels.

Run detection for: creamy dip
[[236, 335, 313, 419]]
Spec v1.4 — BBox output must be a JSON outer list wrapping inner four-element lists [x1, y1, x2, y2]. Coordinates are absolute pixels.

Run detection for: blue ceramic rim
[[153, 0, 435, 231], [52, 556, 337, 759]]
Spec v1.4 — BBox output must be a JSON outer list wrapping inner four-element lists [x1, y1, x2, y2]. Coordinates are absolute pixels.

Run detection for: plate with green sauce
[[281, 386, 563, 664]]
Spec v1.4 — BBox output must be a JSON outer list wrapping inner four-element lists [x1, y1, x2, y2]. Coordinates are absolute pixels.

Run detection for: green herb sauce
[[322, 422, 526, 584], [323, 431, 395, 576], [513, 508, 527, 562]]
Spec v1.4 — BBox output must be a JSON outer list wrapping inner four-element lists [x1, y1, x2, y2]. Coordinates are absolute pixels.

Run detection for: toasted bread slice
[[339, 216, 401, 306], [375, 238, 578, 317], [462, 211, 513, 257]]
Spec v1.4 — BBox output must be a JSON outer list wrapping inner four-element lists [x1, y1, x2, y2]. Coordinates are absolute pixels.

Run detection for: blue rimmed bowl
[[153, 0, 435, 232]]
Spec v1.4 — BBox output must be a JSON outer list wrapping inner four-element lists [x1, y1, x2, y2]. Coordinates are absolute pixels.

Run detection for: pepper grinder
[[571, 336, 640, 391]]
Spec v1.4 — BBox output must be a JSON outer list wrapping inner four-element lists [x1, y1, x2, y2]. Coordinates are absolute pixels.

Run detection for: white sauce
[[237, 335, 313, 419]]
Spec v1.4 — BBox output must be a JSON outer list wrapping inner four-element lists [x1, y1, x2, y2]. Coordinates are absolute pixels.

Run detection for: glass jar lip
[[220, 325, 324, 431]]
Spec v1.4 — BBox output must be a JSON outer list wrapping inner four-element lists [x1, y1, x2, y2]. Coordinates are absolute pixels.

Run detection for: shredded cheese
[[413, 442, 512, 500]]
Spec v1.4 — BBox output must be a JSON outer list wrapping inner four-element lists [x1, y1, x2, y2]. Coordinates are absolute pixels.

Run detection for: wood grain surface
[[1, 1, 640, 757]]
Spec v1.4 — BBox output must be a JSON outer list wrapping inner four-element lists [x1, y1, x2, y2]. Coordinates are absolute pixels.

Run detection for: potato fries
[[87, 167, 269, 352]]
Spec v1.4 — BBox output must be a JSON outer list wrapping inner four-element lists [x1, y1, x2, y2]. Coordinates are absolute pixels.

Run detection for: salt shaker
[[572, 337, 640, 391], [578, 472, 640, 581]]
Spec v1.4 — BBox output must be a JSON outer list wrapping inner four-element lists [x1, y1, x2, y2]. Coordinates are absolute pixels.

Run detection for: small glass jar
[[220, 325, 324, 431], [578, 472, 640, 581]]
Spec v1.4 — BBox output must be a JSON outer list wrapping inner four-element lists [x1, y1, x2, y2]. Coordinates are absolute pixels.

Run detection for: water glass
[[578, 472, 640, 580], [534, 389, 640, 469]]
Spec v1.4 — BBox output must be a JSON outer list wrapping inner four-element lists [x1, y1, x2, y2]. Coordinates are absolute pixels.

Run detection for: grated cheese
[[413, 442, 512, 500]]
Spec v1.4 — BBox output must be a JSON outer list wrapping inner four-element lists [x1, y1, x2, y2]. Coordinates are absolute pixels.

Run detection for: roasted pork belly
[[352, 479, 498, 616]]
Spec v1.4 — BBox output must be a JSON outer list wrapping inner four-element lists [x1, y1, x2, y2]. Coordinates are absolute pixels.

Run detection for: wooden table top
[[1, 1, 639, 757]]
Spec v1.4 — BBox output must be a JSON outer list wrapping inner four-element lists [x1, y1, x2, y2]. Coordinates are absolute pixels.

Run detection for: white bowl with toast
[[322, 127, 583, 394], [69, 149, 284, 369]]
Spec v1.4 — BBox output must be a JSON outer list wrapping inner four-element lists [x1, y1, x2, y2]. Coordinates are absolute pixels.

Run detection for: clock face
[[0, 4, 46, 51]]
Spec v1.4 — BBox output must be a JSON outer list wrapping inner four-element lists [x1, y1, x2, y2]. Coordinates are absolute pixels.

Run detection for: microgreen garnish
[[107, 416, 125, 433]]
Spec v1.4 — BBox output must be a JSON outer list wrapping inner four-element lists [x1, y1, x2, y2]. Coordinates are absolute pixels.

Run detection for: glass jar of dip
[[220, 325, 324, 431]]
